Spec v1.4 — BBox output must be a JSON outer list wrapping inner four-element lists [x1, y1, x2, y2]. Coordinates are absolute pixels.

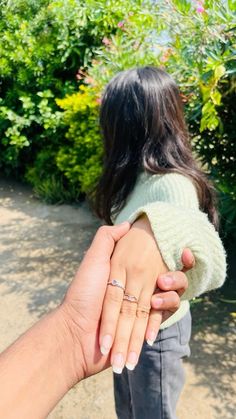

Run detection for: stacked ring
[[107, 279, 125, 292], [123, 294, 138, 303]]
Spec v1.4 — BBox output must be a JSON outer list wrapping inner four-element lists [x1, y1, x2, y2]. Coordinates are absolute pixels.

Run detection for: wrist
[[54, 304, 85, 387], [132, 213, 154, 236]]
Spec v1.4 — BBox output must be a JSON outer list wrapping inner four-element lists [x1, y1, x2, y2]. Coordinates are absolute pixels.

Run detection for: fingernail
[[190, 258, 195, 266], [100, 334, 112, 355], [153, 297, 163, 308], [163, 275, 173, 286], [126, 351, 137, 371], [112, 353, 124, 374], [146, 330, 156, 347]]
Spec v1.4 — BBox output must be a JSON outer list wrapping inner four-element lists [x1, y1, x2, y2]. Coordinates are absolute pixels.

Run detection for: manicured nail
[[189, 257, 195, 267], [153, 297, 163, 309], [163, 275, 174, 287], [126, 351, 137, 371], [100, 334, 112, 355], [112, 353, 124, 374], [146, 330, 156, 346]]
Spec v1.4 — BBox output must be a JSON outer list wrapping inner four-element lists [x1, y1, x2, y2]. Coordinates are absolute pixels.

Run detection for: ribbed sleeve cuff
[[128, 202, 227, 301]]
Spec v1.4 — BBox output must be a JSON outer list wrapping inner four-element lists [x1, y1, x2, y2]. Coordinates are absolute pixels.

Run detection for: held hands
[[0, 222, 193, 419], [60, 222, 131, 381], [99, 215, 194, 373], [60, 220, 193, 380]]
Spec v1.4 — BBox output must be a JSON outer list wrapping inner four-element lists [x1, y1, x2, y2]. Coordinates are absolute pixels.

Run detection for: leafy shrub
[[81, 0, 236, 236], [0, 0, 140, 198], [55, 85, 102, 194]]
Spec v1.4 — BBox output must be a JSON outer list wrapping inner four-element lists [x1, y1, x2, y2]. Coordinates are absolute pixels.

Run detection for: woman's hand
[[99, 216, 194, 373]]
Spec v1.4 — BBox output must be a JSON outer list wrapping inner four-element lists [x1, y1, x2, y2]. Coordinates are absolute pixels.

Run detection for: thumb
[[181, 248, 195, 273], [86, 222, 130, 262]]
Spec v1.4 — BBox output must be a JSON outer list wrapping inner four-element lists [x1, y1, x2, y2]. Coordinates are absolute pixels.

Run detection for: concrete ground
[[0, 179, 235, 419]]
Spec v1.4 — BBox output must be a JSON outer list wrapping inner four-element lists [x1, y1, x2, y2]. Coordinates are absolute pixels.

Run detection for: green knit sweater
[[114, 172, 227, 329]]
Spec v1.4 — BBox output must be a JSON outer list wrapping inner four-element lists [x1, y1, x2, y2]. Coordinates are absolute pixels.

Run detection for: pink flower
[[196, 1, 205, 13], [117, 20, 125, 28], [196, 5, 205, 12], [76, 68, 86, 80], [102, 37, 111, 46], [85, 76, 95, 85]]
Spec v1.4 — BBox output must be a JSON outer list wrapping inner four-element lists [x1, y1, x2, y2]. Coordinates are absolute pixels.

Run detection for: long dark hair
[[94, 66, 218, 227]]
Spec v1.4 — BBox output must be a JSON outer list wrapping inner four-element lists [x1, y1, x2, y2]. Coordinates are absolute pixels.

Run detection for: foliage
[[0, 0, 235, 236], [55, 85, 102, 194], [82, 0, 236, 236], [0, 0, 140, 198]]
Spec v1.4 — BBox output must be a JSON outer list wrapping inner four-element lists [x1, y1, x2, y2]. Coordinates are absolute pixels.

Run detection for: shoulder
[[137, 172, 199, 209]]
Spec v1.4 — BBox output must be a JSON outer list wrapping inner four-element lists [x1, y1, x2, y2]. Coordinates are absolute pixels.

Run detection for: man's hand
[[0, 222, 131, 419], [150, 247, 194, 324], [60, 222, 131, 381]]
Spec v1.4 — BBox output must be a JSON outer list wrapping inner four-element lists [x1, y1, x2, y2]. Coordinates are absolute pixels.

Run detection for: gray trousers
[[113, 310, 191, 419]]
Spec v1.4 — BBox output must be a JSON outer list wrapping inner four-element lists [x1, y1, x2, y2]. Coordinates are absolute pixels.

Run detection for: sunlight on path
[[0, 179, 235, 419]]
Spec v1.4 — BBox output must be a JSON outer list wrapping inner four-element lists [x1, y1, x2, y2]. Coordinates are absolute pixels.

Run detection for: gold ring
[[136, 305, 151, 318]]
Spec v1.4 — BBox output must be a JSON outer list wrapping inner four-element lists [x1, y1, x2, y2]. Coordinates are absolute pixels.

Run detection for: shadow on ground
[[0, 178, 235, 419], [0, 179, 99, 317], [186, 294, 236, 418]]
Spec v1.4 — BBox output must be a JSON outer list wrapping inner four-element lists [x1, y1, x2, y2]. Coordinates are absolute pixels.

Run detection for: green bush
[[55, 85, 103, 194], [78, 0, 236, 236], [0, 0, 140, 198]]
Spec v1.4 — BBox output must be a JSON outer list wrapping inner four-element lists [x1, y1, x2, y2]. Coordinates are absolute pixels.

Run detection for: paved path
[[0, 179, 235, 419]]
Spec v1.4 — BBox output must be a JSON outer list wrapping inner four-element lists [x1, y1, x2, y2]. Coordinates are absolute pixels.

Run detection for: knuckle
[[128, 263, 145, 276], [98, 225, 109, 235], [120, 301, 137, 318], [136, 304, 151, 319], [96, 225, 111, 243], [106, 287, 123, 304], [136, 310, 149, 319]]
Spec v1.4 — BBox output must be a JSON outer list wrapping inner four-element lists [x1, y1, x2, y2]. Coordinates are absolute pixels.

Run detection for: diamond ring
[[107, 279, 125, 292]]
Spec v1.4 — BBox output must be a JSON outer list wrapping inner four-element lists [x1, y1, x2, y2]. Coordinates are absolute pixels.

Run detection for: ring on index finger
[[107, 279, 125, 292]]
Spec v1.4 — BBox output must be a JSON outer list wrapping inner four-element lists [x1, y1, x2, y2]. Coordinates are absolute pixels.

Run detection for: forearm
[[0, 307, 80, 419]]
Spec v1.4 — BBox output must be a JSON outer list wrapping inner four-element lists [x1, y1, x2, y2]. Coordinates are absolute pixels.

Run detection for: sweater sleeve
[[116, 173, 227, 301]]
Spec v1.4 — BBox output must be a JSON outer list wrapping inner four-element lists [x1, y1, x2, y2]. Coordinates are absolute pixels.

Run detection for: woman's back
[[115, 172, 199, 225]]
